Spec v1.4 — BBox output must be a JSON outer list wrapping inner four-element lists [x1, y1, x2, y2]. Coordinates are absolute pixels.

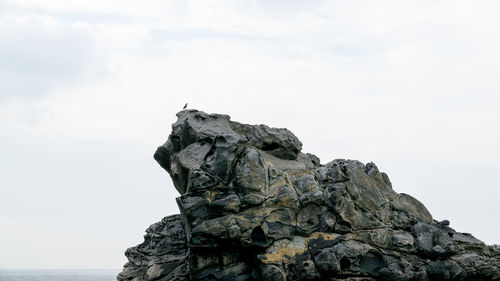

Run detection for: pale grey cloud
[[0, 131, 178, 268], [0, 0, 499, 270], [0, 12, 110, 101]]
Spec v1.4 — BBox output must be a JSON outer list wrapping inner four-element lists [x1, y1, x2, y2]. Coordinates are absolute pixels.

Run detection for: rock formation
[[118, 109, 500, 281]]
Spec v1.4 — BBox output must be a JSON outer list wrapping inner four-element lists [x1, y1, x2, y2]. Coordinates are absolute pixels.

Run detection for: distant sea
[[0, 270, 119, 281]]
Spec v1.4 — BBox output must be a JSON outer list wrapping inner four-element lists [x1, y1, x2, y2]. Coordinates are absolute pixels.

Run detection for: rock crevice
[[119, 110, 500, 281]]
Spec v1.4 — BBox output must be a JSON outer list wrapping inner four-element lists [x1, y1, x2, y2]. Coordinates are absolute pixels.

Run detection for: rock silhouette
[[118, 109, 500, 281]]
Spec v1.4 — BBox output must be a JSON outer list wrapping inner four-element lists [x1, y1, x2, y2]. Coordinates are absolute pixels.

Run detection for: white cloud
[[0, 12, 111, 101], [1, 0, 500, 269]]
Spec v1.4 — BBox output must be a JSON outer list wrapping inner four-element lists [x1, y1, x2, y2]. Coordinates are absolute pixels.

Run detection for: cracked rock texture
[[118, 109, 500, 281]]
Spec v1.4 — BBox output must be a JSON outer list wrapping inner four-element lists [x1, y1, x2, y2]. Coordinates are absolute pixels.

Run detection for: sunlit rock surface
[[118, 110, 500, 281]]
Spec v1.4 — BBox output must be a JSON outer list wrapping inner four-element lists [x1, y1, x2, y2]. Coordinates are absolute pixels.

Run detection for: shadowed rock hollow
[[118, 109, 500, 281]]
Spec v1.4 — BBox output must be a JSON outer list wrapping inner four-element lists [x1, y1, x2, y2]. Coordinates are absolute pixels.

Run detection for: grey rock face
[[118, 215, 188, 281], [119, 109, 500, 281]]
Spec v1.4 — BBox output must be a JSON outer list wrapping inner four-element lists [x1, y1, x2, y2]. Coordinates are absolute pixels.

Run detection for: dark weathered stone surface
[[118, 215, 188, 281], [119, 109, 500, 281]]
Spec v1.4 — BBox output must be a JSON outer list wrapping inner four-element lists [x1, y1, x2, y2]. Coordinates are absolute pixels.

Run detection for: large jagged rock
[[119, 109, 500, 281]]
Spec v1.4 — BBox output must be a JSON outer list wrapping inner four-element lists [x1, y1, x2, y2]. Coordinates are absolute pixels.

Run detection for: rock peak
[[119, 110, 500, 281], [154, 109, 304, 194]]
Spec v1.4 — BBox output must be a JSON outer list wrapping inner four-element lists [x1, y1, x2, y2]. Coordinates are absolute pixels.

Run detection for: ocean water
[[0, 270, 119, 281]]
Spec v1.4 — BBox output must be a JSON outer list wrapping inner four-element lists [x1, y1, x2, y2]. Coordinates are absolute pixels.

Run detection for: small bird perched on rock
[[183, 103, 188, 109]]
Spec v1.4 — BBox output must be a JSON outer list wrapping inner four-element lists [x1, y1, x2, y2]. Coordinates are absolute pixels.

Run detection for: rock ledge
[[119, 110, 500, 281]]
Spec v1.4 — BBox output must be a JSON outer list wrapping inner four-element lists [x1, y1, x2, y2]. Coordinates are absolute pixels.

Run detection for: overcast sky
[[1, 0, 499, 270]]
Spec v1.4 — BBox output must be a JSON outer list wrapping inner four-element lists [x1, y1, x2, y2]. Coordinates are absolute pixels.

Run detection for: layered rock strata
[[118, 109, 500, 281]]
